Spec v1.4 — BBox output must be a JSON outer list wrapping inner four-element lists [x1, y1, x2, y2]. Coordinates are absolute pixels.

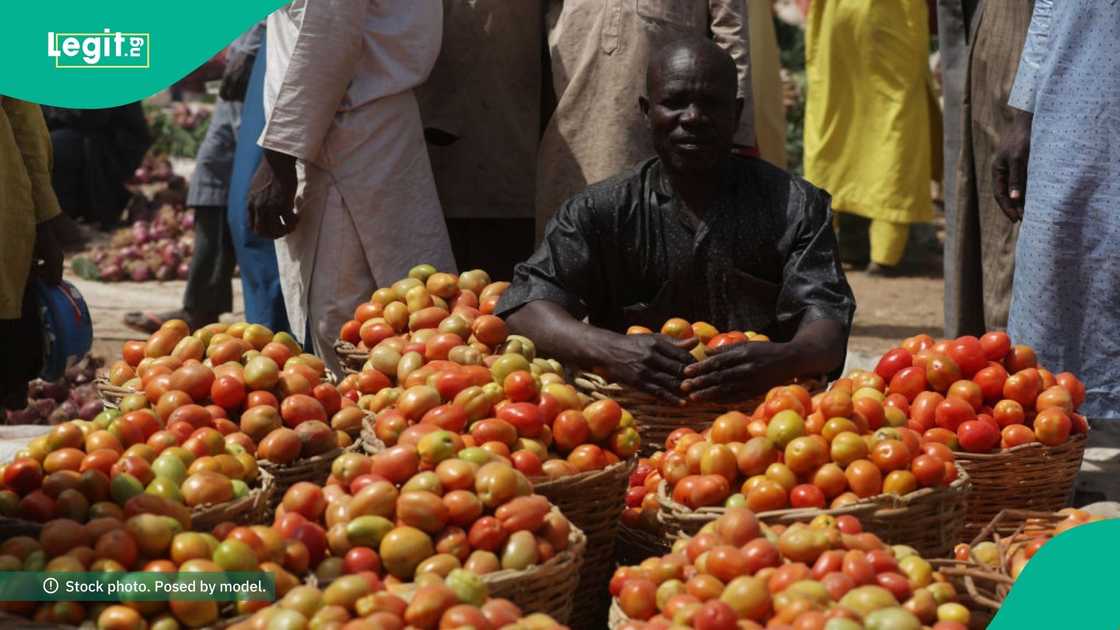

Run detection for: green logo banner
[[2, 1, 287, 107], [0, 572, 275, 602], [987, 519, 1120, 628]]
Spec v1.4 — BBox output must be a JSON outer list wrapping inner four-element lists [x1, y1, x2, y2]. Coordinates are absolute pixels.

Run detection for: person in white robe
[[249, 0, 457, 373]]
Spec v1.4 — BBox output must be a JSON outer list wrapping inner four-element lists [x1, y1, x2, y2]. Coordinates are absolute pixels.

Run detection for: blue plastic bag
[[33, 280, 93, 381]]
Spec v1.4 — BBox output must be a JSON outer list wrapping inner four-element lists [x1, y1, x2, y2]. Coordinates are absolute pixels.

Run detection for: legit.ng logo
[[47, 29, 150, 68]]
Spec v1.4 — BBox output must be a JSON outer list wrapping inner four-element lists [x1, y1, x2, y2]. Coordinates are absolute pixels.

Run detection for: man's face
[[642, 50, 741, 176]]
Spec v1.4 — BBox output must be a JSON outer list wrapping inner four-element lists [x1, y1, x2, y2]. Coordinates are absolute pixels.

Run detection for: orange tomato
[[1000, 424, 1036, 449], [1033, 408, 1071, 446], [910, 454, 946, 487], [844, 460, 882, 498]]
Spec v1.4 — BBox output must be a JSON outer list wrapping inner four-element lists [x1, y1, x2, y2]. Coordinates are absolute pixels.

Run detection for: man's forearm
[[788, 318, 847, 377], [505, 300, 622, 370]]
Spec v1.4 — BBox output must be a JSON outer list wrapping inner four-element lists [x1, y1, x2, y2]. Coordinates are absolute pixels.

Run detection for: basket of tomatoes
[[97, 319, 324, 408], [870, 332, 1089, 538], [354, 353, 637, 629], [272, 452, 586, 624], [933, 507, 1112, 613], [608, 507, 978, 630], [575, 319, 822, 458], [624, 374, 972, 558], [333, 266, 510, 375]]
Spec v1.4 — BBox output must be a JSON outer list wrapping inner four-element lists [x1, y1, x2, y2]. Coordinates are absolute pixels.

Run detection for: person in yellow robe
[[802, 0, 936, 273], [1, 96, 63, 410]]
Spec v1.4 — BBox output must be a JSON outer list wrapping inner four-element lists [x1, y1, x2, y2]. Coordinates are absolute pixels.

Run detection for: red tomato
[[1056, 372, 1087, 408], [947, 380, 983, 412], [992, 399, 1026, 427], [210, 375, 246, 411], [909, 391, 945, 432], [874, 348, 913, 381], [926, 354, 962, 392], [901, 334, 936, 355], [502, 371, 538, 403], [973, 364, 1009, 403], [935, 397, 975, 432], [875, 571, 912, 601], [1004, 345, 1038, 372], [888, 366, 927, 402], [947, 336, 986, 378], [910, 454, 947, 487], [1033, 408, 1071, 446], [883, 393, 910, 417], [497, 403, 544, 438], [1003, 370, 1042, 408], [979, 331, 1012, 361], [923, 427, 960, 450], [957, 420, 1000, 453], [1000, 424, 1036, 449], [789, 484, 826, 509]]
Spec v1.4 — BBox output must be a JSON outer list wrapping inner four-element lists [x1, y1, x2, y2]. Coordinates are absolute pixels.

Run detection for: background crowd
[[3, 1, 1117, 437]]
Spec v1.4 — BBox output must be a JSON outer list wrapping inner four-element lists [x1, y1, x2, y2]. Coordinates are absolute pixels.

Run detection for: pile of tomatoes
[[873, 332, 1088, 453], [0, 513, 307, 627], [273, 452, 576, 587], [335, 265, 640, 478], [0, 408, 271, 523], [624, 379, 961, 517], [626, 318, 770, 363], [610, 508, 970, 629], [230, 579, 567, 630]]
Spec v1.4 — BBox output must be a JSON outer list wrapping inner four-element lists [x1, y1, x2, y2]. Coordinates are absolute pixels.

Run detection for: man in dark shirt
[[496, 38, 855, 404]]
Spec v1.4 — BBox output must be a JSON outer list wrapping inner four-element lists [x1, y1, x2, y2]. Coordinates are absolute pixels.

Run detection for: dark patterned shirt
[[497, 156, 856, 343]]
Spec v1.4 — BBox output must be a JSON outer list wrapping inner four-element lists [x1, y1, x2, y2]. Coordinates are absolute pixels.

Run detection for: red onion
[[41, 380, 68, 402], [156, 265, 175, 281], [79, 400, 104, 421], [177, 262, 191, 280], [99, 264, 123, 281], [131, 221, 150, 245], [182, 211, 195, 230], [160, 242, 180, 267], [130, 264, 151, 282], [31, 398, 56, 417], [5, 406, 42, 425]]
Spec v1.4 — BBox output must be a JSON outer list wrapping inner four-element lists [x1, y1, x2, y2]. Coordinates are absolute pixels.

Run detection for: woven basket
[[191, 469, 275, 532], [933, 509, 1066, 612], [333, 339, 368, 375], [380, 509, 585, 624], [615, 521, 672, 568], [655, 466, 972, 558], [955, 434, 1086, 539], [532, 458, 634, 630], [94, 378, 133, 409], [359, 415, 387, 455], [607, 598, 630, 630], [574, 372, 822, 456], [258, 441, 360, 509]]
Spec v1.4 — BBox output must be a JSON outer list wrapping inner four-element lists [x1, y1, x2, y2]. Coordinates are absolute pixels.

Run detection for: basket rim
[[953, 432, 1087, 461], [190, 468, 275, 522], [530, 456, 637, 493], [574, 371, 824, 410], [655, 463, 972, 522]]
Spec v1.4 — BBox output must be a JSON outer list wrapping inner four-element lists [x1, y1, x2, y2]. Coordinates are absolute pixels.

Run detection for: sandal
[[123, 310, 182, 334]]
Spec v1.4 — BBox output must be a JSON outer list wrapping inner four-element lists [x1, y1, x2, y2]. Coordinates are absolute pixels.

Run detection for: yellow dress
[[803, 1, 935, 234], [0, 97, 60, 319]]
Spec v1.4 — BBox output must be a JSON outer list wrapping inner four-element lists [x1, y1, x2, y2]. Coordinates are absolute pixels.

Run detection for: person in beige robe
[[535, 0, 757, 240], [748, 0, 787, 169], [254, 0, 456, 373], [416, 0, 543, 281]]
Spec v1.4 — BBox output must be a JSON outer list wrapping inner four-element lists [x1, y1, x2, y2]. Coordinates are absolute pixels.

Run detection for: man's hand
[[219, 53, 255, 102], [681, 341, 800, 403], [992, 109, 1033, 222], [33, 217, 65, 286], [248, 149, 299, 240], [599, 334, 696, 404]]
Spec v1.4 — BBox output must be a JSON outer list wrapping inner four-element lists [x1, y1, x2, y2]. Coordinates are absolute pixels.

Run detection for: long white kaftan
[[260, 0, 456, 370]]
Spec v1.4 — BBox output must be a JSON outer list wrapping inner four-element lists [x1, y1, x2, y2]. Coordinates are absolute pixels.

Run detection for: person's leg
[[0, 284, 43, 411], [868, 219, 910, 269], [181, 207, 235, 321], [227, 38, 290, 333], [307, 187, 377, 376]]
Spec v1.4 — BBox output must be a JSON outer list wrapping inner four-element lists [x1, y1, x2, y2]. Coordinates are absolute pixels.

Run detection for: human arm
[[496, 196, 695, 402], [219, 22, 265, 102], [3, 98, 63, 284], [993, 0, 1051, 221], [681, 184, 854, 401], [710, 0, 757, 150]]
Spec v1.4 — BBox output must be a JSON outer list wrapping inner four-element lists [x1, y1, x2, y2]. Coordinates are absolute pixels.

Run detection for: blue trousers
[[227, 40, 289, 333]]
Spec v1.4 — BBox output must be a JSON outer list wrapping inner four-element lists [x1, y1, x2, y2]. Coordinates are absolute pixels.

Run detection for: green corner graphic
[[3, 1, 289, 107]]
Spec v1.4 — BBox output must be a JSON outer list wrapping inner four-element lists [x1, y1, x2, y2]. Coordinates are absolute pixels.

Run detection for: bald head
[[640, 38, 742, 176], [646, 38, 738, 102]]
